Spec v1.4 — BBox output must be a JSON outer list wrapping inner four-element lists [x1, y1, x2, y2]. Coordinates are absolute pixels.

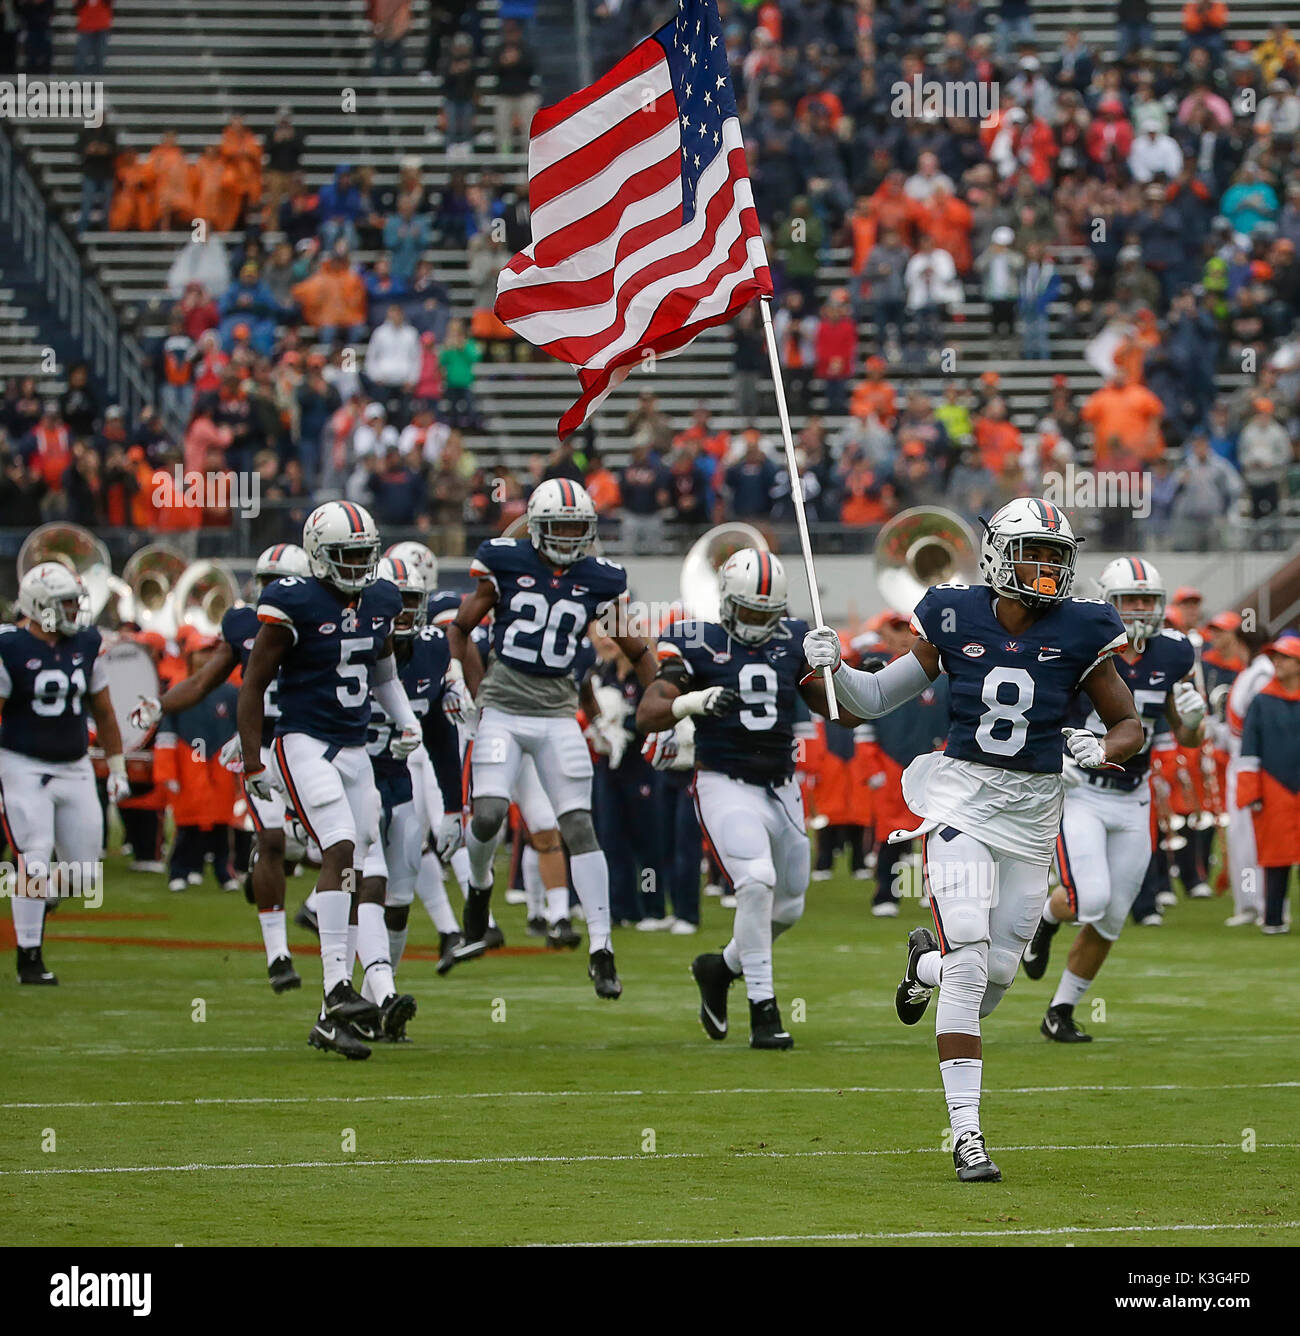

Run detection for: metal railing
[[0, 125, 152, 418]]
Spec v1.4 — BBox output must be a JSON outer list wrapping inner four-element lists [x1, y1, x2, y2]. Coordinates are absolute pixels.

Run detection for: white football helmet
[[719, 548, 788, 645], [526, 478, 598, 566], [254, 542, 310, 592], [979, 498, 1078, 610], [302, 501, 380, 593], [384, 541, 439, 591], [18, 561, 89, 636], [376, 555, 428, 638], [1097, 556, 1165, 651]]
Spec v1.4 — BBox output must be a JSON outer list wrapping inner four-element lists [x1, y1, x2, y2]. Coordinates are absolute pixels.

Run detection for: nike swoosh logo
[[317, 1025, 335, 1040], [1023, 948, 1038, 962], [702, 1003, 727, 1034], [1044, 1017, 1058, 1034], [1038, 652, 1061, 661]]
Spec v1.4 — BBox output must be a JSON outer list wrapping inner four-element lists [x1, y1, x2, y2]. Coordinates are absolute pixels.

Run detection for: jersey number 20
[[501, 593, 586, 668]]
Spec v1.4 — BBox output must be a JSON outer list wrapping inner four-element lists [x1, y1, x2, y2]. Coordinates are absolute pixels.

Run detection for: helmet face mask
[[979, 499, 1078, 611], [718, 548, 787, 645], [526, 479, 597, 567], [19, 563, 89, 637], [303, 502, 380, 593], [377, 556, 428, 638], [721, 593, 785, 644], [384, 541, 438, 590], [1097, 557, 1166, 651]]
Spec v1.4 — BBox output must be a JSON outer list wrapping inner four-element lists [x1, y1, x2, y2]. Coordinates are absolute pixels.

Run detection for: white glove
[[218, 734, 244, 773], [106, 755, 130, 804], [390, 724, 422, 759], [130, 695, 162, 732], [245, 766, 281, 804], [434, 812, 463, 860], [802, 625, 843, 673], [1062, 728, 1113, 770], [597, 716, 630, 767], [641, 728, 679, 770], [1172, 680, 1206, 729], [671, 685, 740, 719], [442, 676, 476, 727]]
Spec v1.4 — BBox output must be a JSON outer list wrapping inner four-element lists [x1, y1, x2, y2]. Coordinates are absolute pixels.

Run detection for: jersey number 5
[[336, 638, 371, 707], [975, 666, 1034, 757]]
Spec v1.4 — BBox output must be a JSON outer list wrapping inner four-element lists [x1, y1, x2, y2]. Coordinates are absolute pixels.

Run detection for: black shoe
[[1021, 917, 1059, 981], [749, 997, 793, 1050], [379, 991, 417, 1041], [16, 946, 57, 985], [322, 979, 381, 1030], [268, 955, 301, 993], [436, 931, 463, 976], [894, 926, 938, 1025], [952, 1130, 1002, 1182], [484, 922, 505, 950], [308, 1015, 371, 1060], [588, 948, 622, 999], [294, 902, 319, 937], [462, 883, 492, 945], [525, 916, 547, 938], [445, 933, 489, 971], [546, 917, 581, 950], [1041, 1002, 1093, 1043], [691, 952, 737, 1040]]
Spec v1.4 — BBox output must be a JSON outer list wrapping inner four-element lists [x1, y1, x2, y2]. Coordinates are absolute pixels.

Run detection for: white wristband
[[108, 754, 127, 777]]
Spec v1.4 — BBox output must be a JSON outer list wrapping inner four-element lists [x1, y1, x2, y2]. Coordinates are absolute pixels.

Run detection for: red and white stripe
[[495, 43, 772, 440]]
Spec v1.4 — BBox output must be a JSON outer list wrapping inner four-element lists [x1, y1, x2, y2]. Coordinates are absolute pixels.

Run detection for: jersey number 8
[[975, 666, 1034, 757]]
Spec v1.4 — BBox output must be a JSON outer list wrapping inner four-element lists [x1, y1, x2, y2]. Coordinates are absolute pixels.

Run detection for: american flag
[[494, 0, 773, 440]]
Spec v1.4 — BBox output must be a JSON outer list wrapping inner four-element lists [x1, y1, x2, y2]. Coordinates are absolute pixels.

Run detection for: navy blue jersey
[[571, 634, 598, 686], [872, 669, 951, 768], [221, 604, 281, 749], [426, 589, 463, 626], [257, 575, 402, 746], [0, 624, 104, 762], [658, 617, 810, 785], [1066, 628, 1196, 788], [368, 625, 450, 785], [469, 538, 627, 678], [911, 583, 1128, 775]]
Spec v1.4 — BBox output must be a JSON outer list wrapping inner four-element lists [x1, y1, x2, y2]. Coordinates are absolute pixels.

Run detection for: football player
[[361, 557, 468, 992], [238, 502, 421, 1060], [639, 549, 848, 1048], [131, 543, 310, 993], [1021, 558, 1206, 1040], [1, 562, 130, 984], [803, 498, 1143, 1182], [446, 479, 657, 999]]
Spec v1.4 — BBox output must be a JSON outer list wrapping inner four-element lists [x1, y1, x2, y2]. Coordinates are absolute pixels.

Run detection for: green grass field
[[2, 854, 1298, 1247]]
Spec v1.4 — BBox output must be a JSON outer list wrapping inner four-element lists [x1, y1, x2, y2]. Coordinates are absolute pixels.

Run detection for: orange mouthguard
[[1033, 575, 1058, 595]]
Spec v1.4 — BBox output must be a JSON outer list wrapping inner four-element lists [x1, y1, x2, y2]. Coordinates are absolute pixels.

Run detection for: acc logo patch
[[318, 622, 337, 634], [26, 658, 41, 670], [962, 643, 986, 658], [517, 575, 535, 588]]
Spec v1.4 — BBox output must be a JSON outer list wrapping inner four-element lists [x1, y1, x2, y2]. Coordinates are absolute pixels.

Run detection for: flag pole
[[758, 296, 839, 720]]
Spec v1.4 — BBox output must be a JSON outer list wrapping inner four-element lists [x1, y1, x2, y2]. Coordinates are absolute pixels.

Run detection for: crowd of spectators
[[7, 1, 1300, 555]]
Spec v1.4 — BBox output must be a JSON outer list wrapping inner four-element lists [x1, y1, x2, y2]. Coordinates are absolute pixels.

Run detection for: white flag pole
[[758, 295, 839, 720]]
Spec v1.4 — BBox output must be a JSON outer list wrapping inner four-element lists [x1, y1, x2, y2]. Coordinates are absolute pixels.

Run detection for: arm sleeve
[[825, 651, 934, 720], [422, 706, 463, 814], [371, 654, 419, 733]]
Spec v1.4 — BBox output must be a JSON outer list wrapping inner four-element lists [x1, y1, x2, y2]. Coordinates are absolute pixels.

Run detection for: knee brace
[[934, 943, 987, 1038], [469, 796, 510, 843], [557, 809, 599, 855], [384, 904, 410, 931]]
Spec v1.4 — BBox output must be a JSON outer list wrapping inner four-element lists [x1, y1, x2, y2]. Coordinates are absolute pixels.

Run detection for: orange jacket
[[1081, 383, 1165, 465], [1182, 2, 1228, 33], [1235, 681, 1300, 867], [850, 378, 897, 424], [974, 417, 1023, 474], [148, 143, 193, 221], [109, 152, 160, 231], [292, 260, 368, 330], [153, 685, 239, 828], [917, 194, 974, 274], [190, 149, 243, 232]]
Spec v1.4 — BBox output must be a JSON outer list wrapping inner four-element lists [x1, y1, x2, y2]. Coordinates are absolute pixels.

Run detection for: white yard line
[[3, 1081, 1298, 1112], [2, 1141, 1296, 1178]]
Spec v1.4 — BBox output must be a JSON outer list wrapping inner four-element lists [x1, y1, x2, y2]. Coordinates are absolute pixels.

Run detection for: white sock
[[733, 883, 775, 1002], [722, 938, 742, 975], [940, 1057, 983, 1138], [305, 885, 320, 912], [917, 949, 942, 988], [346, 921, 358, 977], [1042, 902, 1059, 925], [416, 851, 460, 934], [1051, 968, 1093, 1010], [545, 886, 569, 925], [522, 846, 545, 919], [11, 895, 45, 949], [258, 909, 289, 966], [357, 902, 396, 1002], [388, 926, 408, 973], [316, 889, 351, 994], [570, 850, 612, 952], [466, 821, 500, 888], [449, 845, 471, 898]]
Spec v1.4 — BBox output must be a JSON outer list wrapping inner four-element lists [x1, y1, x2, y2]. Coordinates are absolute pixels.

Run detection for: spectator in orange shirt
[[840, 460, 895, 526], [1080, 370, 1166, 468], [189, 143, 242, 233], [219, 115, 263, 225], [291, 244, 369, 344], [148, 131, 192, 229], [584, 452, 622, 513], [918, 184, 974, 275], [1182, 1, 1229, 62], [973, 397, 1023, 475], [672, 403, 730, 464], [109, 149, 160, 231], [849, 354, 897, 425], [1114, 308, 1161, 384], [26, 401, 72, 491]]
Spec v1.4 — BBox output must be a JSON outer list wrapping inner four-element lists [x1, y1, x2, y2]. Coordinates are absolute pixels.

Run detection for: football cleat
[[16, 946, 57, 985], [322, 979, 381, 1030], [268, 955, 301, 993], [1137, 912, 1163, 926], [525, 916, 548, 938], [308, 1016, 371, 1060], [168, 877, 187, 893], [749, 997, 793, 1050], [462, 883, 492, 946], [379, 992, 417, 1041], [1155, 889, 1178, 908], [436, 931, 464, 974], [1020, 916, 1059, 981], [588, 948, 622, 999], [871, 900, 900, 917], [691, 952, 737, 1040], [445, 934, 488, 970], [1225, 911, 1261, 927], [294, 902, 319, 936], [952, 1130, 1002, 1182], [1041, 1003, 1093, 1043], [1187, 882, 1213, 900], [894, 926, 938, 1025], [504, 888, 527, 905], [546, 917, 581, 950], [484, 922, 506, 950]]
